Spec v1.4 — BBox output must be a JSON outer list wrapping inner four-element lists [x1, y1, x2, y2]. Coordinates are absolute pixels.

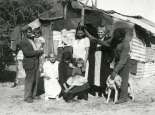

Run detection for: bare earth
[[0, 76, 155, 115]]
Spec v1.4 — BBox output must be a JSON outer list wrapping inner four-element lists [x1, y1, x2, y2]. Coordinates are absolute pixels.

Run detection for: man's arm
[[63, 82, 74, 93], [111, 42, 130, 79], [64, 85, 75, 93], [113, 43, 130, 73], [80, 46, 89, 73], [63, 83, 68, 90], [20, 41, 43, 58], [84, 29, 110, 47]]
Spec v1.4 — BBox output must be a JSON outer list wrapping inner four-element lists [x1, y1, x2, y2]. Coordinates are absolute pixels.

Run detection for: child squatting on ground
[[62, 58, 89, 102]]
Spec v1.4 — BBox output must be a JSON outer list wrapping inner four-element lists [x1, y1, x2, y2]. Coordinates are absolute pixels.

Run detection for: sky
[[80, 0, 155, 23]]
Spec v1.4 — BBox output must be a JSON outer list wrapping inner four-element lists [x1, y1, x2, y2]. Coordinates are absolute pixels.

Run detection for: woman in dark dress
[[85, 26, 113, 97]]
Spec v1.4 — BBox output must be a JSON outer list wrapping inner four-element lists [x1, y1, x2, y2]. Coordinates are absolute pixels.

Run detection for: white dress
[[72, 37, 90, 80], [16, 50, 26, 78], [42, 61, 61, 99], [72, 37, 90, 60], [67, 75, 87, 86]]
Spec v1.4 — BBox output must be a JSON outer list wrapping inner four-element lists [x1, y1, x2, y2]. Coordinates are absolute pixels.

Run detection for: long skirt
[[16, 60, 26, 78], [44, 78, 61, 98], [88, 51, 111, 87]]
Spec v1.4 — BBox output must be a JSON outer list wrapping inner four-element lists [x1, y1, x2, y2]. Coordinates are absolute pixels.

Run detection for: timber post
[[41, 22, 54, 56], [49, 22, 55, 55], [81, 7, 85, 25], [64, 3, 68, 19]]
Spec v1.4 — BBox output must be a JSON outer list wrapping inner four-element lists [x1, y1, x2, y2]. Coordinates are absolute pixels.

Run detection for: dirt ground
[[0, 76, 155, 115]]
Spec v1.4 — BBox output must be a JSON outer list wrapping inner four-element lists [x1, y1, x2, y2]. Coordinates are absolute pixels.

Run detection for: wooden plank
[[49, 22, 54, 55], [41, 22, 54, 56]]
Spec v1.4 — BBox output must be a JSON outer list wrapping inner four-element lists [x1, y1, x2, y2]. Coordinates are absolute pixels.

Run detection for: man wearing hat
[[19, 27, 43, 103]]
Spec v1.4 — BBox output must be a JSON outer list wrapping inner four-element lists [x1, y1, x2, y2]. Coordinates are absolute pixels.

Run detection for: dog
[[106, 74, 134, 104]]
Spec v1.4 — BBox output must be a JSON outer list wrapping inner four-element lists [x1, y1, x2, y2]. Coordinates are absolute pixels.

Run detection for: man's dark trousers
[[24, 64, 40, 100]]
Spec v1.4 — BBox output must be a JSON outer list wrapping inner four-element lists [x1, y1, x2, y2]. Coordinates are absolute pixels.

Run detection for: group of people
[[17, 22, 131, 104]]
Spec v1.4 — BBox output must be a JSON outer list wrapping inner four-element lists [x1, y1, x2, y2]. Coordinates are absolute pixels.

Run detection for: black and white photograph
[[0, 0, 155, 115]]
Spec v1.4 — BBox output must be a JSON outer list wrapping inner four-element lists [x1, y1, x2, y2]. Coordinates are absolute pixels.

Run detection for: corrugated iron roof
[[108, 12, 155, 34], [39, 0, 155, 34], [70, 1, 155, 34]]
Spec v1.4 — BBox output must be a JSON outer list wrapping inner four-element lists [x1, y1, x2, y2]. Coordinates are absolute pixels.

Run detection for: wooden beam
[[41, 22, 55, 56], [49, 22, 55, 55], [64, 4, 68, 19], [95, 0, 97, 7], [81, 7, 85, 25]]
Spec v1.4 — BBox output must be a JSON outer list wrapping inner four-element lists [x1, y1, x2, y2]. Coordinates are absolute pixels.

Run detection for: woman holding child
[[72, 25, 90, 72], [61, 25, 90, 102]]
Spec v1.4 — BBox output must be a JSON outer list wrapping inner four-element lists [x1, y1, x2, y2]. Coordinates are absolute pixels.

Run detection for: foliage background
[[0, 0, 56, 35]]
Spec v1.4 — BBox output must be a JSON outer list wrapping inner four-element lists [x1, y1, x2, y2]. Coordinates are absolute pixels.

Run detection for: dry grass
[[0, 76, 155, 115]]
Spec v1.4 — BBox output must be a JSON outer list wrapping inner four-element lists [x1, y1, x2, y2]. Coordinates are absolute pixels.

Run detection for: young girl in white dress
[[72, 25, 90, 79]]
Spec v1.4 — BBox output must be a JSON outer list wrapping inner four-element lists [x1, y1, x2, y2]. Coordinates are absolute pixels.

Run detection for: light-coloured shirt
[[42, 61, 59, 79], [16, 50, 24, 60], [67, 75, 87, 86], [34, 36, 45, 50], [73, 37, 90, 60]]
